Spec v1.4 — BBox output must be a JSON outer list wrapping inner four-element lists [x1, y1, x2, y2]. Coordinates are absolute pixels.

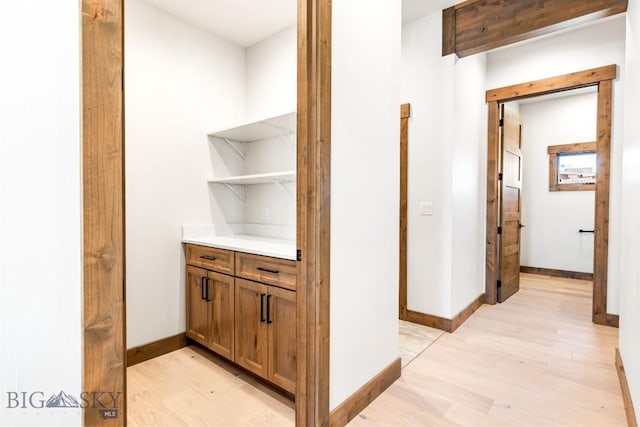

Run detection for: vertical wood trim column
[[485, 101, 500, 305], [297, 0, 332, 424], [399, 103, 410, 320], [593, 79, 612, 325], [81, 0, 126, 425]]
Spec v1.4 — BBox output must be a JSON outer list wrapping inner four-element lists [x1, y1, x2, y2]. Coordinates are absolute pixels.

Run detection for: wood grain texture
[[406, 295, 484, 333], [485, 101, 500, 305], [235, 252, 297, 291], [349, 274, 626, 426], [442, 7, 456, 56], [547, 141, 597, 154], [520, 266, 594, 281], [126, 333, 187, 367], [82, 0, 126, 424], [593, 79, 612, 326], [185, 243, 235, 275], [616, 348, 638, 427], [486, 65, 617, 103], [329, 358, 401, 427], [268, 286, 298, 394], [297, 0, 332, 424], [399, 103, 410, 320], [235, 278, 269, 379], [451, 0, 628, 57]]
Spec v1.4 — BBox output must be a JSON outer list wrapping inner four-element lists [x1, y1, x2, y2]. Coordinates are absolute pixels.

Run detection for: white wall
[[0, 2, 81, 425], [246, 25, 297, 121], [331, 0, 400, 410], [125, 0, 246, 348], [401, 12, 487, 318], [620, 2, 640, 421], [518, 92, 597, 274], [487, 15, 626, 314]]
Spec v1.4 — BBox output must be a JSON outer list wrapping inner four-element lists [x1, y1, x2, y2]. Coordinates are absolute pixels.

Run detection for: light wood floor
[[128, 274, 625, 426], [350, 273, 626, 426]]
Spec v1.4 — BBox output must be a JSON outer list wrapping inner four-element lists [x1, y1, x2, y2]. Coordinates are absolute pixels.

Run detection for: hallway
[[350, 273, 626, 426]]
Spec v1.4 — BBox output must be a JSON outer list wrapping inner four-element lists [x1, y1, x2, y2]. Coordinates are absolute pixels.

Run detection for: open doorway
[[485, 65, 619, 327]]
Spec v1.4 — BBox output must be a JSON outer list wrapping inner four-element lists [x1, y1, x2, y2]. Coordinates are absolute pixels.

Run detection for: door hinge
[[498, 172, 503, 181], [497, 226, 502, 235], [497, 280, 502, 301], [499, 118, 504, 127], [296, 249, 302, 262]]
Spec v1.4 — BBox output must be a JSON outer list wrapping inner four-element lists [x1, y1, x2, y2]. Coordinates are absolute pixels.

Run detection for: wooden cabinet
[[185, 243, 296, 394], [185, 252, 235, 361], [235, 278, 296, 394]]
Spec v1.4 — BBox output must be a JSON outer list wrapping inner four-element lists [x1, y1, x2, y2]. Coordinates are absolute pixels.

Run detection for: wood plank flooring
[[127, 345, 295, 426], [128, 274, 625, 426], [350, 274, 626, 426]]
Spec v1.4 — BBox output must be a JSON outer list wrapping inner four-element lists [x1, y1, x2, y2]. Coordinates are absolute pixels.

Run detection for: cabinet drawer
[[185, 244, 234, 275], [235, 252, 296, 291]]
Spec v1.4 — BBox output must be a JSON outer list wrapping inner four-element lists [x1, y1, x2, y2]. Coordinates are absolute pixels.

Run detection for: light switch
[[419, 202, 433, 216]]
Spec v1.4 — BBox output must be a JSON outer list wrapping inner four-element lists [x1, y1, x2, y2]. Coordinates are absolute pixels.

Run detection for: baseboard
[[520, 265, 593, 281], [126, 333, 187, 367], [616, 348, 638, 427], [329, 358, 401, 427], [405, 294, 484, 333]]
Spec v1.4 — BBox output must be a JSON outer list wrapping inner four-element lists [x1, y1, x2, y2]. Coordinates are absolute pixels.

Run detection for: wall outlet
[[262, 207, 269, 222], [419, 202, 433, 216]]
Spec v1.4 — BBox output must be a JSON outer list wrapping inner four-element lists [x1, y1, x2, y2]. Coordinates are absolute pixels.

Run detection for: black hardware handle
[[519, 223, 526, 229], [257, 266, 279, 274], [579, 229, 595, 233], [200, 277, 207, 300], [205, 278, 211, 302], [260, 293, 266, 322], [200, 255, 218, 261], [266, 295, 273, 324]]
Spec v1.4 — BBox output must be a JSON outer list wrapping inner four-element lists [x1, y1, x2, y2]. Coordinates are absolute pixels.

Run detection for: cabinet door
[[186, 265, 209, 345], [267, 286, 297, 394], [207, 271, 235, 361], [235, 278, 268, 378]]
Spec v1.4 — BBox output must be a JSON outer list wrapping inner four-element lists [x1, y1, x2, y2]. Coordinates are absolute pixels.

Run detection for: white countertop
[[182, 234, 296, 260]]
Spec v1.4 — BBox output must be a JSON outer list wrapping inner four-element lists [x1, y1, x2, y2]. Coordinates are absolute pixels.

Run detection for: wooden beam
[[448, 0, 628, 57], [296, 0, 332, 424], [81, 0, 126, 425], [399, 103, 410, 320], [442, 7, 456, 56], [486, 65, 617, 103]]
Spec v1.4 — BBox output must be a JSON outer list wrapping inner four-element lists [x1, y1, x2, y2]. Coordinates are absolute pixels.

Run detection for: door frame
[[81, 0, 332, 425], [485, 64, 618, 327]]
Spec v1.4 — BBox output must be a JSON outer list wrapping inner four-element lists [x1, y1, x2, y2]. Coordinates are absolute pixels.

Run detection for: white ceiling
[[141, 0, 456, 46], [402, 0, 457, 24], [141, 0, 297, 47]]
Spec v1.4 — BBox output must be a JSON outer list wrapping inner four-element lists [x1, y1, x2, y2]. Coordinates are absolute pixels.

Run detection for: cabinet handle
[[200, 276, 207, 300], [200, 255, 217, 261], [257, 266, 279, 274], [266, 295, 273, 324], [260, 293, 266, 322], [205, 278, 211, 302]]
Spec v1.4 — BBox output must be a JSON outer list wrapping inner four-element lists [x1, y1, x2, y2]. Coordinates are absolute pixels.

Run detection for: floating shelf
[[208, 112, 296, 143], [207, 171, 296, 185]]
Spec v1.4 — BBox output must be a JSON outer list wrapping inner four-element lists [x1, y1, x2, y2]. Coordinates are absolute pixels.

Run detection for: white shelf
[[208, 112, 296, 143], [208, 170, 296, 185]]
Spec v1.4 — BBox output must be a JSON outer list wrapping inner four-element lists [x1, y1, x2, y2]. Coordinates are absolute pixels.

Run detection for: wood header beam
[[443, 0, 628, 58], [485, 65, 617, 102]]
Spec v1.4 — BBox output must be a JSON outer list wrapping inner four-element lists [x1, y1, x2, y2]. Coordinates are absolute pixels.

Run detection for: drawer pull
[[260, 293, 266, 323], [200, 255, 218, 261], [257, 266, 279, 274]]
